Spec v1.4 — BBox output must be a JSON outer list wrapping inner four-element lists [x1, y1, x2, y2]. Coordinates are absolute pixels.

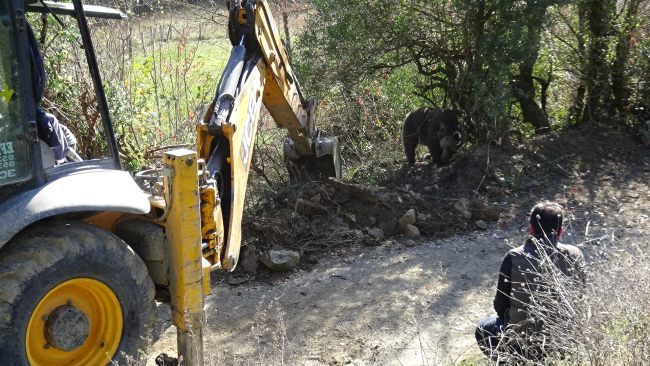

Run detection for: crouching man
[[475, 201, 585, 361]]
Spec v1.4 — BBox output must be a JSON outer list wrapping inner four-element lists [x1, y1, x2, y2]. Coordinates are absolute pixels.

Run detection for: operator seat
[[26, 17, 81, 166]]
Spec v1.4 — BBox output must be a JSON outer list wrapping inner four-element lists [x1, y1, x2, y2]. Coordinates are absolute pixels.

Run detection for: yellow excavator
[[0, 0, 341, 364]]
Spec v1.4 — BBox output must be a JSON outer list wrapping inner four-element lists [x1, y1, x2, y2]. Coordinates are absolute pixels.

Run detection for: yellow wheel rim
[[26, 278, 123, 366]]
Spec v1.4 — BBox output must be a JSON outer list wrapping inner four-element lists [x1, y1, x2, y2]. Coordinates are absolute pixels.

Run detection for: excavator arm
[[197, 0, 342, 271]]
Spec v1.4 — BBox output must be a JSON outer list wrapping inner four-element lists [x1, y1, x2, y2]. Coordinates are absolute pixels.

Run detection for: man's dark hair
[[530, 201, 563, 238]]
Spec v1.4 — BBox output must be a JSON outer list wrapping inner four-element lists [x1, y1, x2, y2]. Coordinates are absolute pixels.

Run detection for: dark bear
[[402, 107, 462, 166]]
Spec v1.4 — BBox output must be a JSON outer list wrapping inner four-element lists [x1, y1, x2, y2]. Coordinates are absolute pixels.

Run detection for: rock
[[404, 224, 420, 238], [310, 193, 321, 203], [472, 199, 501, 221], [423, 186, 432, 192], [426, 213, 432, 220], [306, 255, 318, 264], [435, 231, 449, 238], [228, 277, 247, 286], [369, 216, 377, 225], [398, 209, 417, 229], [327, 178, 376, 204], [379, 219, 398, 236], [415, 176, 422, 181], [405, 239, 415, 247], [475, 220, 488, 230], [454, 198, 472, 220], [324, 186, 337, 198], [417, 213, 427, 223], [333, 194, 351, 205], [259, 249, 300, 272], [239, 244, 259, 274], [331, 354, 353, 365], [376, 193, 391, 203], [367, 228, 384, 242], [342, 212, 357, 223], [295, 199, 328, 216], [405, 183, 413, 190]]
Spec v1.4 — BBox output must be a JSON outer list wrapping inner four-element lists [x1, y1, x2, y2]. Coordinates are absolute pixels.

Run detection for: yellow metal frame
[[26, 278, 123, 366], [198, 59, 267, 271], [163, 150, 206, 330], [253, 0, 315, 155], [161, 149, 207, 365], [199, 0, 317, 271]]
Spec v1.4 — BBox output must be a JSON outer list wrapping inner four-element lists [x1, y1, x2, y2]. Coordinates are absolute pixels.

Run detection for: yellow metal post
[[163, 149, 205, 366]]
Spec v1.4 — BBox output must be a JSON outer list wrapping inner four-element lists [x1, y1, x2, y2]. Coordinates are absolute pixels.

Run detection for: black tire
[[0, 220, 156, 365]]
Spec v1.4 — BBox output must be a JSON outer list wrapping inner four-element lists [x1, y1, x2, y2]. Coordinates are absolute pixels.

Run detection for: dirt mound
[[237, 123, 649, 281], [242, 178, 464, 253], [395, 124, 649, 199]]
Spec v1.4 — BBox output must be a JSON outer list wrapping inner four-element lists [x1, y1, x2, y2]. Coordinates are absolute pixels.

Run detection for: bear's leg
[[427, 132, 444, 166], [403, 130, 419, 164]]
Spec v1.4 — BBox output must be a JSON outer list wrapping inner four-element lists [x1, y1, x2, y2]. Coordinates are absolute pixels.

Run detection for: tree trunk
[[461, 1, 487, 118], [39, 14, 48, 45], [514, 5, 549, 132], [567, 2, 589, 125], [583, 0, 613, 123], [282, 12, 292, 62], [516, 64, 549, 131], [611, 0, 642, 114]]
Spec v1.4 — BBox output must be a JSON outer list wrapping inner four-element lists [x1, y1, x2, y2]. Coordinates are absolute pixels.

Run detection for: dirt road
[[148, 188, 649, 365]]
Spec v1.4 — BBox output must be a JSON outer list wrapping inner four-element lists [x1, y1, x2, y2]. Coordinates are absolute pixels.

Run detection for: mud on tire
[[0, 221, 156, 365]]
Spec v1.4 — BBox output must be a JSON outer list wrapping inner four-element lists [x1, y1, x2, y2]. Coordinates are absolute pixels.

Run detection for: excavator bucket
[[284, 134, 342, 183]]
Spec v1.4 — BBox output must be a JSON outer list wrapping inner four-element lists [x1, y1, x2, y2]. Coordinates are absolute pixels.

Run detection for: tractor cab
[[0, 0, 125, 189], [0, 0, 150, 247]]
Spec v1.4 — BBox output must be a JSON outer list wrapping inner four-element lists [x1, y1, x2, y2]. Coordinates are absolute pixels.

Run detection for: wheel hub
[[26, 278, 123, 365], [44, 305, 90, 352]]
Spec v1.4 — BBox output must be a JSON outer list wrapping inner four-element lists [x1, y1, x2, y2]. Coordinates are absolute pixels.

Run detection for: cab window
[[0, 3, 31, 185]]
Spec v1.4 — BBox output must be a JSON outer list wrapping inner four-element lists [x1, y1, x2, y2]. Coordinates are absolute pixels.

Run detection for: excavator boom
[[197, 0, 342, 273]]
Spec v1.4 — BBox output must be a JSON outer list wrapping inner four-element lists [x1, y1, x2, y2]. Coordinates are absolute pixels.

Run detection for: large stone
[[404, 224, 420, 238], [475, 220, 488, 230], [367, 228, 384, 242], [327, 178, 377, 204], [295, 199, 328, 216], [435, 231, 450, 238], [417, 213, 427, 223], [333, 194, 351, 205], [398, 209, 417, 230], [454, 198, 472, 220], [472, 199, 501, 221], [376, 193, 391, 203], [239, 244, 259, 274], [379, 219, 398, 236], [260, 249, 300, 272]]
